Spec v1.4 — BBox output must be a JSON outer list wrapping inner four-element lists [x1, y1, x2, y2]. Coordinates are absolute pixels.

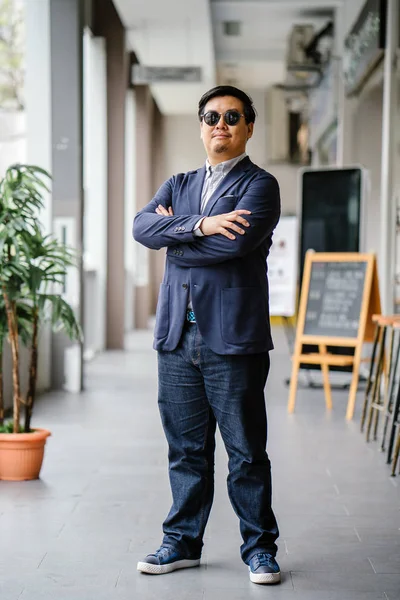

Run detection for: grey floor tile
[[118, 567, 207, 599], [280, 552, 374, 573], [203, 582, 292, 600], [353, 528, 400, 546], [55, 526, 132, 551], [277, 515, 358, 539], [204, 589, 386, 600], [367, 548, 400, 574], [3, 327, 399, 598], [0, 580, 24, 600], [0, 550, 47, 577], [291, 571, 400, 595], [283, 526, 361, 545], [20, 565, 121, 590], [19, 585, 125, 600]]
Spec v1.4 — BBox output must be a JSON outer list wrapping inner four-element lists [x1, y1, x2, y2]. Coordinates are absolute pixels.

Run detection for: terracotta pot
[[0, 428, 51, 481]]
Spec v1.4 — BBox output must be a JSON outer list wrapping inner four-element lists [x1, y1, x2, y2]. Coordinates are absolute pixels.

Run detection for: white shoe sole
[[249, 568, 281, 584], [137, 558, 200, 575]]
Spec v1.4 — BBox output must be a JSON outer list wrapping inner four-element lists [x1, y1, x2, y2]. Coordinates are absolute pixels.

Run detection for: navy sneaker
[[137, 546, 201, 575], [248, 553, 281, 584]]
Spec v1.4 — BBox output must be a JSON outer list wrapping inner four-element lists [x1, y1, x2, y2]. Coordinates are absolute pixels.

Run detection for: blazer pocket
[[221, 287, 267, 344], [154, 283, 170, 339], [214, 195, 237, 213]]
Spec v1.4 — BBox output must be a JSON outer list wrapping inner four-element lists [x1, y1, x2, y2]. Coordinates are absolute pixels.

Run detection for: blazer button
[[182, 283, 188, 289], [182, 226, 186, 231]]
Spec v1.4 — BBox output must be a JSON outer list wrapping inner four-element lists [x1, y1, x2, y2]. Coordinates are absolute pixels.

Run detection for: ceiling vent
[[131, 65, 202, 85], [223, 21, 241, 36]]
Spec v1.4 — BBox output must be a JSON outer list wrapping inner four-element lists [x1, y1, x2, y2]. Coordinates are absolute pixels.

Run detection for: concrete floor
[[0, 327, 399, 600]]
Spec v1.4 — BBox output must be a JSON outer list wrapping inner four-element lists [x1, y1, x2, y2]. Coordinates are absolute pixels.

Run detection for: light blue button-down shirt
[[200, 152, 247, 213], [194, 152, 247, 238], [188, 152, 247, 311]]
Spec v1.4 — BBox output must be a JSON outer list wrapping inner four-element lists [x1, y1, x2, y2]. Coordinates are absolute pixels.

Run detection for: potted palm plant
[[0, 164, 82, 480]]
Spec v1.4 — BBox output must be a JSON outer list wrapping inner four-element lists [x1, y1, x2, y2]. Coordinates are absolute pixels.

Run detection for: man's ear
[[247, 122, 254, 140], [200, 122, 203, 139]]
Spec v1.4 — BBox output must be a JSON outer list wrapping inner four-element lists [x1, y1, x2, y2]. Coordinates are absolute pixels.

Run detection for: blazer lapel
[[187, 166, 206, 215], [203, 156, 252, 216]]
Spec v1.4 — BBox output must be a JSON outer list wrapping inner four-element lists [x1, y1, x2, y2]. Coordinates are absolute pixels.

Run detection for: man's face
[[200, 95, 254, 164]]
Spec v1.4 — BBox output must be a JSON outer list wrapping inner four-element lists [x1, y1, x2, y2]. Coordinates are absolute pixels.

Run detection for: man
[[133, 86, 281, 585]]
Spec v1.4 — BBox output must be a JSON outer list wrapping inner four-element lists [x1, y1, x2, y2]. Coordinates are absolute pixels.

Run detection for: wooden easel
[[288, 252, 381, 420]]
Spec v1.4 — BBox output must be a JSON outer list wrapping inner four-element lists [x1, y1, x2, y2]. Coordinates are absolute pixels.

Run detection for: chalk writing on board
[[304, 261, 367, 337]]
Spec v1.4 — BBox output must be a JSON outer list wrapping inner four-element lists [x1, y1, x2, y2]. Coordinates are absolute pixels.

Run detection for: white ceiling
[[212, 0, 336, 89], [112, 0, 215, 115], [113, 0, 364, 115]]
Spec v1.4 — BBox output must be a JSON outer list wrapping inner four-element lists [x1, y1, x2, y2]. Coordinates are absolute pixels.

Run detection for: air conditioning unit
[[287, 25, 316, 69], [284, 22, 334, 90]]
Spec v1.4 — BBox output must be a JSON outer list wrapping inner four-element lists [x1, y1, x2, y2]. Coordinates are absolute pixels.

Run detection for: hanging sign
[[343, 0, 387, 96]]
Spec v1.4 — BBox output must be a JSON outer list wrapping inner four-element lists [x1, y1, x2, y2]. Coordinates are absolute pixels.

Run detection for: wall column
[[25, 0, 52, 394], [93, 0, 127, 349], [134, 86, 154, 329], [49, 0, 84, 389], [379, 0, 399, 313]]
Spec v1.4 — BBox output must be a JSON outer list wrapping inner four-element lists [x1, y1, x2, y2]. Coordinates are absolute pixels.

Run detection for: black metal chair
[[360, 314, 382, 432], [385, 321, 400, 476], [364, 316, 400, 443]]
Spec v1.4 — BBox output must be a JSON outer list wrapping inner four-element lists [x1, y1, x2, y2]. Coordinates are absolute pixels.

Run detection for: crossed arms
[[132, 173, 280, 267]]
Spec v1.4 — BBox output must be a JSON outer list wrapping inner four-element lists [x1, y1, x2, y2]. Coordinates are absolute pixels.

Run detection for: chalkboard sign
[[288, 252, 381, 420], [304, 261, 367, 338]]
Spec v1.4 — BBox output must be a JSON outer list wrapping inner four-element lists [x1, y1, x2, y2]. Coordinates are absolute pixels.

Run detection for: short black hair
[[198, 85, 257, 124]]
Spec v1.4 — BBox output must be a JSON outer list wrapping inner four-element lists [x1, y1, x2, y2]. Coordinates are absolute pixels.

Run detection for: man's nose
[[215, 117, 228, 129]]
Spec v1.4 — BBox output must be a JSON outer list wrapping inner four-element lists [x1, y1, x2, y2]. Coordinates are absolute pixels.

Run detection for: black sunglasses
[[200, 110, 245, 127]]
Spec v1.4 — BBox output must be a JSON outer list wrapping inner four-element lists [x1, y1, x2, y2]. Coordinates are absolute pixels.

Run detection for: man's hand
[[200, 210, 251, 240], [156, 204, 174, 216]]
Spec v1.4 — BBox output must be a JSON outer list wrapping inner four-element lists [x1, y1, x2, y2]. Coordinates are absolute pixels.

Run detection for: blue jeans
[[157, 323, 279, 564]]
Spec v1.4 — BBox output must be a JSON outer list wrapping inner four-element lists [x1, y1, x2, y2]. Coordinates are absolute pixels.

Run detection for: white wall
[[353, 83, 383, 256], [161, 114, 206, 176], [246, 89, 267, 169], [25, 0, 52, 394], [83, 30, 107, 354], [266, 163, 300, 215], [25, 0, 51, 235], [343, 0, 367, 32], [124, 89, 137, 332], [0, 110, 26, 176]]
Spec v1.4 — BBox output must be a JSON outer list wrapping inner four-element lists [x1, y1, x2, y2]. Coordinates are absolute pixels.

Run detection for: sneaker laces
[[253, 553, 275, 569], [154, 546, 174, 559]]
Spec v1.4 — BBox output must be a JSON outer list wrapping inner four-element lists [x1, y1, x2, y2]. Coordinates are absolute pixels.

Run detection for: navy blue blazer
[[133, 156, 281, 355]]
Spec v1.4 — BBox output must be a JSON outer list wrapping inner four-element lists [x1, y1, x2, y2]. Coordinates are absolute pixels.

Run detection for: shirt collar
[[205, 152, 247, 176]]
